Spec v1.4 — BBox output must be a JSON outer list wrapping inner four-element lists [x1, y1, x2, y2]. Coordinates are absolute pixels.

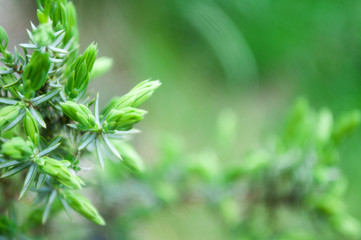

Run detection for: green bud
[[0, 105, 21, 131], [62, 191, 105, 225], [36, 157, 84, 189], [51, 2, 67, 30], [127, 80, 161, 107], [101, 95, 136, 117], [37, 9, 49, 24], [65, 43, 98, 99], [22, 50, 51, 98], [317, 108, 333, 143], [332, 110, 361, 144], [90, 57, 113, 79], [32, 23, 56, 46], [24, 109, 40, 147], [102, 80, 161, 116], [113, 141, 145, 172], [64, 2, 78, 61], [103, 107, 147, 132], [0, 137, 34, 160], [82, 43, 97, 72], [0, 26, 9, 52], [60, 101, 98, 131]]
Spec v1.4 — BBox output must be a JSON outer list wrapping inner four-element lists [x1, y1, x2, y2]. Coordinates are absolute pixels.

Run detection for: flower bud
[[51, 2, 67, 31], [0, 26, 8, 52], [64, 2, 78, 56], [36, 157, 84, 189], [22, 50, 51, 98], [60, 101, 98, 131], [32, 23, 56, 46], [0, 137, 34, 160], [128, 80, 162, 107], [62, 191, 105, 225], [102, 80, 161, 116], [333, 110, 361, 144], [82, 43, 97, 72], [24, 109, 40, 147], [90, 57, 113, 79], [0, 105, 21, 131], [65, 43, 97, 99], [114, 141, 145, 172], [103, 107, 147, 132]]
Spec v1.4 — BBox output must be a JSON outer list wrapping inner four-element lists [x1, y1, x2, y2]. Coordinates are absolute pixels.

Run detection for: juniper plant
[[0, 0, 160, 229]]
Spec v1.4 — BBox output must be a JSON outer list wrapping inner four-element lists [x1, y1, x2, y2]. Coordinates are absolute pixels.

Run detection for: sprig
[[0, 0, 160, 228]]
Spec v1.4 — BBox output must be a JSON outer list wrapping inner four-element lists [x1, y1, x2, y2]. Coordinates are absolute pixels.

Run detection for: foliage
[[86, 99, 360, 240], [0, 0, 160, 237]]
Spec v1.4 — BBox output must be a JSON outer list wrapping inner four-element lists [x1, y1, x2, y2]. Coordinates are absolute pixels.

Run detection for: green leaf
[[42, 190, 57, 224], [39, 142, 61, 157], [102, 134, 122, 161], [19, 164, 38, 199], [78, 132, 96, 151], [0, 97, 19, 105], [95, 137, 104, 169], [0, 160, 21, 169], [29, 106, 46, 128], [59, 196, 73, 218], [1, 162, 31, 178], [36, 173, 46, 189], [32, 88, 62, 106], [3, 109, 25, 131]]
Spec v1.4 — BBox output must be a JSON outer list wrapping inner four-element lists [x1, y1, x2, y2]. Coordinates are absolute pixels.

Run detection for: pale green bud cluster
[[60, 101, 98, 131], [0, 105, 21, 131], [36, 157, 84, 189], [65, 43, 98, 99], [37, 0, 78, 59], [102, 80, 161, 116], [63, 192, 105, 225], [24, 109, 40, 147], [32, 23, 55, 47], [103, 107, 147, 132], [22, 50, 51, 98], [0, 137, 34, 160]]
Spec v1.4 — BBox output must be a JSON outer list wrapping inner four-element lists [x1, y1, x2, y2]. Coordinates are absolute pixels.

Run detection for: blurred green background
[[2, 0, 361, 239]]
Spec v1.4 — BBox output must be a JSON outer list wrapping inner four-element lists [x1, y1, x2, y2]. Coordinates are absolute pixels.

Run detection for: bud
[[90, 57, 113, 79], [37, 9, 49, 24], [82, 43, 97, 72], [60, 101, 98, 131], [36, 157, 84, 189], [102, 80, 161, 116], [62, 191, 105, 225], [0, 105, 21, 131], [0, 26, 8, 52], [64, 2, 78, 55], [32, 23, 56, 46], [114, 141, 145, 172], [333, 110, 361, 144], [65, 43, 98, 99], [128, 80, 162, 107], [22, 50, 51, 98], [103, 107, 146, 132], [0, 137, 34, 160], [51, 2, 67, 31], [24, 109, 40, 147]]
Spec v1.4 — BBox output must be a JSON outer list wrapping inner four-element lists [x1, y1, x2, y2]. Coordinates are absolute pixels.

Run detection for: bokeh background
[[2, 0, 361, 239]]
